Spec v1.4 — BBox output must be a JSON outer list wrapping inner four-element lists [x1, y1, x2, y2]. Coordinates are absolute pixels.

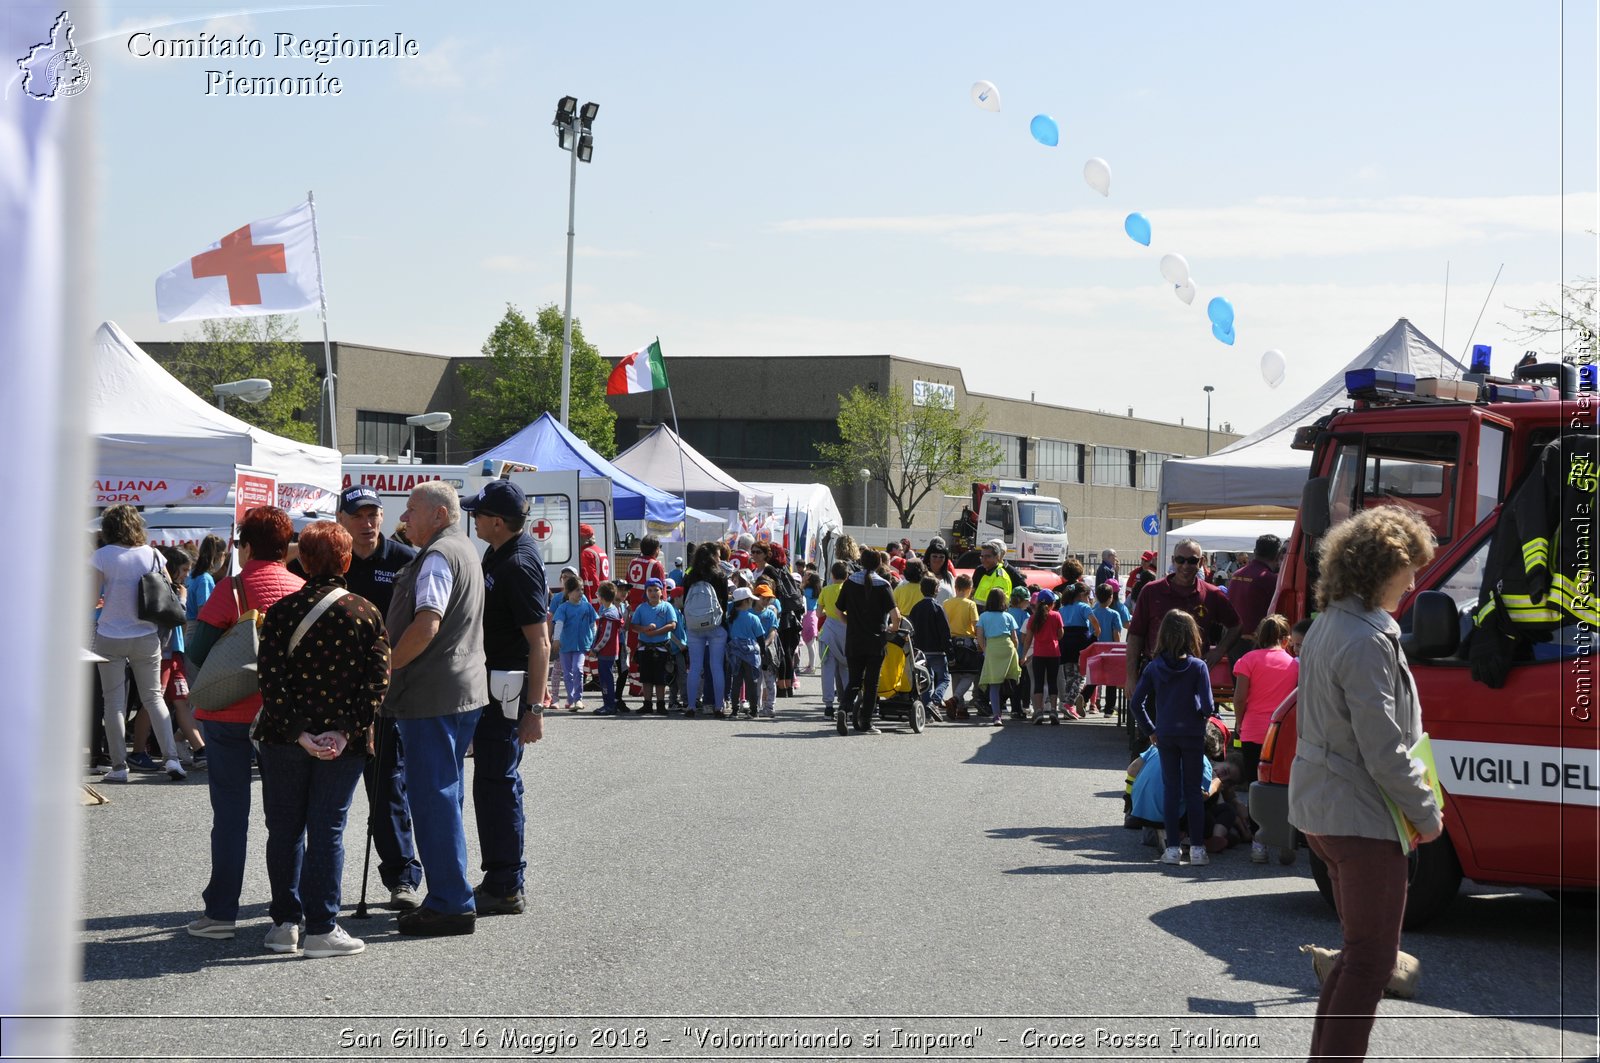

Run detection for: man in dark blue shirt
[[463, 479, 550, 915]]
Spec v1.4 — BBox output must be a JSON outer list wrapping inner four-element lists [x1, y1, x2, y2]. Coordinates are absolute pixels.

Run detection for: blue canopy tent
[[474, 412, 685, 524]]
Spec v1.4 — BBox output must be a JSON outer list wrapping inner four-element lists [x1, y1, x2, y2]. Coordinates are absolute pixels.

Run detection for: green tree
[[456, 303, 617, 457], [817, 385, 1003, 529], [160, 316, 321, 444]]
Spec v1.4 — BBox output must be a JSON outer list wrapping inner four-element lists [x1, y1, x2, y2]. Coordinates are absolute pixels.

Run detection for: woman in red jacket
[[183, 506, 304, 941]]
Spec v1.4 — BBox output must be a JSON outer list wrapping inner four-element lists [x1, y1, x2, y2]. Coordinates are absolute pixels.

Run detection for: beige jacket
[[1288, 596, 1443, 842]]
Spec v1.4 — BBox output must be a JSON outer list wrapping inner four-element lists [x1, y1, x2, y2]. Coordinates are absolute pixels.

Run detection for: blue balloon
[[1207, 296, 1235, 329], [1029, 114, 1060, 147], [1212, 321, 1236, 346], [1124, 212, 1151, 247]]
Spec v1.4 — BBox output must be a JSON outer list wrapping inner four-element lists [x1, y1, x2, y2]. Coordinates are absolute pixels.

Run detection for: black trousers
[[845, 638, 886, 731]]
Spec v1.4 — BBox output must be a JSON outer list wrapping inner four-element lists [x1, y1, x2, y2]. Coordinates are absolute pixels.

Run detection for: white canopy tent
[[1159, 318, 1467, 522], [1170, 518, 1297, 553], [745, 481, 844, 570], [90, 320, 341, 511], [613, 424, 774, 513]]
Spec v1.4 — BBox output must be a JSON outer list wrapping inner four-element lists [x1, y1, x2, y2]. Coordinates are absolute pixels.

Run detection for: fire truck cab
[[1248, 363, 1597, 928]]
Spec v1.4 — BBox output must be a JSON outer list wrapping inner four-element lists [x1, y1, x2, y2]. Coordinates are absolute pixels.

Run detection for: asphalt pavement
[[73, 673, 1597, 1061]]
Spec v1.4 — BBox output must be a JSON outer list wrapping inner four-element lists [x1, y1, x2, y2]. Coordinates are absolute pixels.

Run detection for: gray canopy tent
[[1158, 318, 1467, 524]]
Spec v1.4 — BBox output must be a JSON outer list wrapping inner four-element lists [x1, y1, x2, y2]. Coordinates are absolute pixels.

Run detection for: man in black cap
[[461, 479, 549, 915], [294, 484, 424, 909]]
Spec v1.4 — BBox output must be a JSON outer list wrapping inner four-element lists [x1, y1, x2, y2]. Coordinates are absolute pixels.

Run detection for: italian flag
[[606, 340, 669, 395]]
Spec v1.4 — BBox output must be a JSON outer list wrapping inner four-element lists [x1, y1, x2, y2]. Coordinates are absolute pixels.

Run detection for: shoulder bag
[[137, 550, 187, 630], [190, 577, 262, 711]]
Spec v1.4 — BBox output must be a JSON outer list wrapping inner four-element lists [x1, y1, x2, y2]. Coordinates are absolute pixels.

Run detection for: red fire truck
[[1248, 361, 1597, 928]]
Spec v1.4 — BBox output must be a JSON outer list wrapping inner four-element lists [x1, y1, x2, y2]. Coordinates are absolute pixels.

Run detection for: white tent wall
[[91, 321, 341, 510], [744, 481, 844, 570]]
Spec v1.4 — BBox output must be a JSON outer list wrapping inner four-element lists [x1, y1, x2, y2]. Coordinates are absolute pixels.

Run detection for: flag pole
[[307, 190, 337, 453], [660, 338, 688, 541]]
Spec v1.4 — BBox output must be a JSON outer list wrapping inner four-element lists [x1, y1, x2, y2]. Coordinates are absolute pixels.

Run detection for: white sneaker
[[1251, 841, 1269, 864], [164, 758, 187, 781], [185, 915, 236, 939], [302, 925, 365, 958], [1190, 848, 1210, 866], [1160, 847, 1183, 865], [264, 922, 300, 954], [101, 768, 128, 784]]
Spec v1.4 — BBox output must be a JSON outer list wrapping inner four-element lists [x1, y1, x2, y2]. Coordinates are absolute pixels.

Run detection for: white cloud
[[397, 37, 464, 89], [772, 193, 1599, 260]]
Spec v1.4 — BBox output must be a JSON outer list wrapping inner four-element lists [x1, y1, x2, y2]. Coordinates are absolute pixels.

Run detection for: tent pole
[[663, 342, 687, 540]]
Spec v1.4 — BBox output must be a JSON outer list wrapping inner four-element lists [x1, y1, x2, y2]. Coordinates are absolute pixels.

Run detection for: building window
[[1091, 445, 1134, 487], [979, 432, 1022, 478], [356, 410, 438, 462], [1035, 439, 1082, 484], [1141, 451, 1169, 492]]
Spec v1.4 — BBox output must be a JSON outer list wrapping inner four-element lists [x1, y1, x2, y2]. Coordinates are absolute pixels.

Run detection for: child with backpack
[[724, 587, 765, 718], [1130, 609, 1216, 866], [681, 544, 729, 717], [550, 576, 598, 712], [591, 581, 625, 715]]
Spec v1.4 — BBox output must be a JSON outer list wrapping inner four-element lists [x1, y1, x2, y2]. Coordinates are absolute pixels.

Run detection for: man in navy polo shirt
[[462, 479, 549, 915], [297, 485, 424, 909]]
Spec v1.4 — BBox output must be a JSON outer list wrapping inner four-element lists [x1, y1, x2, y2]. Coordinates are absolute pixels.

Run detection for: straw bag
[[190, 578, 261, 711]]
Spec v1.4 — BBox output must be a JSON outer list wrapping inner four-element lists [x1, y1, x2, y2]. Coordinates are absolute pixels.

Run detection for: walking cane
[[352, 717, 383, 919]]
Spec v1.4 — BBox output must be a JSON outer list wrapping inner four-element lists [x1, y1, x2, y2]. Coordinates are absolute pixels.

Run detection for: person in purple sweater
[[1131, 609, 1216, 866]]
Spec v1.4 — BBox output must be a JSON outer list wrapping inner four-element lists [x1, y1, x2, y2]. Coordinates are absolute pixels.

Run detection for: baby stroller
[[835, 617, 931, 735]]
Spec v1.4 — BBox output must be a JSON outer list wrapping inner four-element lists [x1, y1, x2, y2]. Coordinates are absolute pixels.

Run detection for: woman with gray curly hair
[[1289, 505, 1442, 1062]]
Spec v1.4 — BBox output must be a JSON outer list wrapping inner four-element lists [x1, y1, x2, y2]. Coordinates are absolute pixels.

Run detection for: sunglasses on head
[[1172, 556, 1201, 565]]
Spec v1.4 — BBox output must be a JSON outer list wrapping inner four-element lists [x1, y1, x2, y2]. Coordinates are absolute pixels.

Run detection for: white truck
[[956, 480, 1068, 568]]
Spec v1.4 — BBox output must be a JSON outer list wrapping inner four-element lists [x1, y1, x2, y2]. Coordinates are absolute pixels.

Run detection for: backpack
[[684, 580, 722, 633], [770, 567, 804, 629]]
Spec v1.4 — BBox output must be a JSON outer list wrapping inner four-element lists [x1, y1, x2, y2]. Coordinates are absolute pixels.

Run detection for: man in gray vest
[[384, 481, 488, 937]]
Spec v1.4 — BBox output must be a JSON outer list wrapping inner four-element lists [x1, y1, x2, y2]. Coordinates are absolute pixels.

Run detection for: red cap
[[1141, 550, 1158, 563], [579, 523, 595, 539]]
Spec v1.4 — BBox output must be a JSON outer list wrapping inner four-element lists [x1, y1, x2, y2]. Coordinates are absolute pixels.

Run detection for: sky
[[51, 0, 1600, 433]]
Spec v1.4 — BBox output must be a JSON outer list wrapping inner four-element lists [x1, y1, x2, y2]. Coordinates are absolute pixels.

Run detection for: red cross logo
[[529, 519, 554, 541], [190, 224, 287, 306]]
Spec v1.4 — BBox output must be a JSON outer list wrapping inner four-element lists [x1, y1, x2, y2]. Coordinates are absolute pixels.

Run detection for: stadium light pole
[[553, 96, 598, 427], [1203, 385, 1215, 455]]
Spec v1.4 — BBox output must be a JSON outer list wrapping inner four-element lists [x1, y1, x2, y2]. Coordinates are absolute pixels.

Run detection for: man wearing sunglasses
[[1124, 539, 1240, 732]]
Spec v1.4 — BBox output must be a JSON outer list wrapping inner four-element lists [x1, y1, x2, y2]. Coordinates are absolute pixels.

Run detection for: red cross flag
[[155, 200, 322, 323]]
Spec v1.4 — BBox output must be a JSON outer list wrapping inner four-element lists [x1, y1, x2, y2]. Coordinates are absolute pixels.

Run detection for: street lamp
[[403, 412, 452, 464], [858, 468, 872, 525], [214, 378, 272, 410], [553, 95, 599, 428], [1203, 385, 1215, 455]]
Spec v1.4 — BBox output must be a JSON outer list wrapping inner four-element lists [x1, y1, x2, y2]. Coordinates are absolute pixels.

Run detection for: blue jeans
[[257, 742, 365, 935], [923, 652, 949, 707], [596, 656, 617, 709], [472, 704, 525, 896], [686, 626, 727, 710], [366, 716, 421, 891], [396, 710, 481, 915], [560, 651, 585, 705], [199, 720, 255, 921]]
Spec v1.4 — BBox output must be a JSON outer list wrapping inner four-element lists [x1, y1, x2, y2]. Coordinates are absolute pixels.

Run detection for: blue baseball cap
[[1034, 588, 1055, 605], [340, 485, 382, 515], [644, 577, 665, 589], [461, 479, 527, 521]]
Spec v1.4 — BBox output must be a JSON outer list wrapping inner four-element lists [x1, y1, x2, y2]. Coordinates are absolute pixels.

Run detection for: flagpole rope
[[307, 189, 337, 453]]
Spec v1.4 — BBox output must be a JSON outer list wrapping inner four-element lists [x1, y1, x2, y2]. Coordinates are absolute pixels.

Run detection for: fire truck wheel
[[1308, 837, 1463, 930]]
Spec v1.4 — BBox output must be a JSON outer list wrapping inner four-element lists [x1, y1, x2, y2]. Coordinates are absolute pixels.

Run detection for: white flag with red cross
[[155, 201, 322, 323]]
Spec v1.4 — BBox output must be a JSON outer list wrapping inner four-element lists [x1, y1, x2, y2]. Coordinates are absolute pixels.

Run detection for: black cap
[[340, 485, 382, 515], [461, 479, 527, 521]]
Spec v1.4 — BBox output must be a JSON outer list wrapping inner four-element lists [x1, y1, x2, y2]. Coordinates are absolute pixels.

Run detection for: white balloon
[[1083, 157, 1111, 196], [970, 81, 1001, 112], [1261, 348, 1287, 388], [1174, 278, 1196, 305], [1159, 253, 1190, 285]]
